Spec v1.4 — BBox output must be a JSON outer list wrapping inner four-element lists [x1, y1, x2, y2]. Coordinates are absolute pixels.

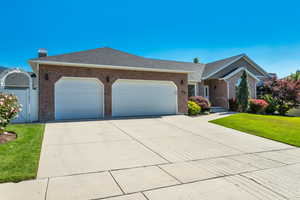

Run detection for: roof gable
[[202, 54, 268, 79], [202, 54, 245, 78]]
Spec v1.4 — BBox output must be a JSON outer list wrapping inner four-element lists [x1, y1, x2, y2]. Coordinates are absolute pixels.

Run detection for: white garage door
[[112, 79, 177, 117], [55, 77, 103, 120]]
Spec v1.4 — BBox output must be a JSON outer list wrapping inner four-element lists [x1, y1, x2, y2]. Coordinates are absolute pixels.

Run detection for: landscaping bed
[[210, 113, 300, 147], [0, 131, 17, 144], [0, 124, 45, 183]]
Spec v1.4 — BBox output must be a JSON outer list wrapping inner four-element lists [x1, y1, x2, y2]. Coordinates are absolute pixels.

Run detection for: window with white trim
[[188, 84, 196, 97]]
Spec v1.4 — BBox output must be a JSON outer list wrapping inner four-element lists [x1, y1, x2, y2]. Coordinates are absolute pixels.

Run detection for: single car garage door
[[112, 79, 177, 117], [55, 77, 104, 120]]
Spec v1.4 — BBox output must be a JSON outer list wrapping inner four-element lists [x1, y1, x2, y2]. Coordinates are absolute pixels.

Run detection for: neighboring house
[[0, 66, 38, 122], [28, 47, 268, 121]]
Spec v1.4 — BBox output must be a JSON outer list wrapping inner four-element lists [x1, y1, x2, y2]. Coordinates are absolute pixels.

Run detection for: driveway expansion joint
[[44, 178, 50, 200], [239, 174, 290, 200], [108, 170, 125, 195], [108, 121, 172, 164], [55, 163, 298, 200], [35, 147, 295, 181], [156, 165, 183, 184]]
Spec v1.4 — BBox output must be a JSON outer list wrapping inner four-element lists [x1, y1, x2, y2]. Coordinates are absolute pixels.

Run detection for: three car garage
[[54, 77, 178, 120]]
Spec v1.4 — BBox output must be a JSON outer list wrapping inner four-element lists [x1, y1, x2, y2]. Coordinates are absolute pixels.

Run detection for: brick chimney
[[38, 48, 48, 58]]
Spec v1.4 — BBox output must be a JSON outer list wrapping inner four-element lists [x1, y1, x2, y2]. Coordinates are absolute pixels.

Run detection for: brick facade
[[39, 64, 188, 121], [204, 79, 228, 108]]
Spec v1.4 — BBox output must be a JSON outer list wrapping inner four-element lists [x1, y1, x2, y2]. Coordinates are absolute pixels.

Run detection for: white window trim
[[188, 82, 198, 96]]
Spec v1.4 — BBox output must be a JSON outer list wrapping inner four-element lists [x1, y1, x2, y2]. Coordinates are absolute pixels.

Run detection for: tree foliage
[[236, 71, 250, 112], [263, 76, 300, 115], [288, 70, 300, 82], [193, 57, 199, 64]]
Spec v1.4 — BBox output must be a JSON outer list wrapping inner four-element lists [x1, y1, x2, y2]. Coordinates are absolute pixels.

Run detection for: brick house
[[28, 47, 268, 121]]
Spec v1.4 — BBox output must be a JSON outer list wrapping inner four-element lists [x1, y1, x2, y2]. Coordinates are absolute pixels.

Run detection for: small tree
[[289, 70, 300, 82], [0, 93, 21, 134], [236, 71, 250, 112], [264, 78, 300, 115], [193, 57, 199, 64]]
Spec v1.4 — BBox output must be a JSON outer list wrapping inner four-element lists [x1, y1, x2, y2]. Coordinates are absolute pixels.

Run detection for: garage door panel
[[112, 80, 177, 117], [55, 77, 103, 120]]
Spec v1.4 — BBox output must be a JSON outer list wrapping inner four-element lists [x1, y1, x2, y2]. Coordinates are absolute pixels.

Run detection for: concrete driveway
[[1, 114, 300, 200]]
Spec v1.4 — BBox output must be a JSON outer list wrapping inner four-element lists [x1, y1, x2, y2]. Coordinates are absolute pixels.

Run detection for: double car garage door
[[55, 77, 177, 120]]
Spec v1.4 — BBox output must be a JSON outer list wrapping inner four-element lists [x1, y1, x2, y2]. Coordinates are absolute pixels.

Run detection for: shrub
[[0, 93, 21, 134], [189, 96, 210, 112], [248, 99, 269, 114], [188, 101, 201, 115], [278, 103, 290, 116], [263, 94, 278, 114]]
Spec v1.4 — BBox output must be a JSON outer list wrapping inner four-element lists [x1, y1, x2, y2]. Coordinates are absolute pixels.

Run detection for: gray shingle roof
[[202, 54, 245, 78], [30, 47, 206, 81], [29, 48, 267, 81]]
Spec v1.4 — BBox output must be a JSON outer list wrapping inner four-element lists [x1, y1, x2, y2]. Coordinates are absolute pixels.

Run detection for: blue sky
[[1, 0, 300, 77]]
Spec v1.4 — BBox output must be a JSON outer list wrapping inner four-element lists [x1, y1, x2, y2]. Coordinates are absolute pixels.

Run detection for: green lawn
[[0, 124, 45, 183], [210, 113, 300, 147]]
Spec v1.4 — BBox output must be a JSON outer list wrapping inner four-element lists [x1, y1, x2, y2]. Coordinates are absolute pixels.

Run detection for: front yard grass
[[0, 124, 45, 183], [210, 113, 300, 147]]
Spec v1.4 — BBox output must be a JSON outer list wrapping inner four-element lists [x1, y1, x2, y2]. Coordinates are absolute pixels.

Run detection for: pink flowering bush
[[0, 93, 21, 134], [189, 96, 211, 112], [248, 99, 269, 114]]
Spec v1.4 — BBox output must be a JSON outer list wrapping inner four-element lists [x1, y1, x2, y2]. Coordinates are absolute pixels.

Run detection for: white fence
[[3, 89, 38, 123]]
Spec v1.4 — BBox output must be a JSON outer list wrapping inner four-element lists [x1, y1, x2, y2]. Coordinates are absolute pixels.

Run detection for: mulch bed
[[0, 132, 17, 144]]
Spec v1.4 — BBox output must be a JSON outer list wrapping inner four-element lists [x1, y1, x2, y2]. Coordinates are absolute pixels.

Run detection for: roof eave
[[28, 60, 193, 74]]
